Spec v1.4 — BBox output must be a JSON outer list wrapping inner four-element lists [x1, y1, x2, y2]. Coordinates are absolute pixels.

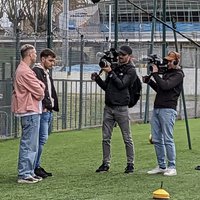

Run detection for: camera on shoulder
[[143, 54, 169, 74], [96, 48, 119, 70]]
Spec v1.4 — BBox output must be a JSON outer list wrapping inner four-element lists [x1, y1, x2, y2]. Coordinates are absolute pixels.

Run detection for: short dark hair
[[20, 44, 35, 58], [40, 48, 56, 59]]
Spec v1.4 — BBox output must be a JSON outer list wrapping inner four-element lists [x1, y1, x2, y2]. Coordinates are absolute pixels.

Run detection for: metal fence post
[[2, 63, 5, 80], [144, 0, 157, 123], [194, 47, 198, 118], [78, 35, 84, 130], [47, 0, 53, 49]]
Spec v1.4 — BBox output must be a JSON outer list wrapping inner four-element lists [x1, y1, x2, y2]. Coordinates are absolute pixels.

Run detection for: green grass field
[[0, 118, 200, 200]]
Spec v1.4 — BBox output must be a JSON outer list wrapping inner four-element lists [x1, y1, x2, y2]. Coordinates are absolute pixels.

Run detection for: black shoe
[[195, 165, 200, 170], [96, 163, 110, 173], [34, 167, 48, 178], [124, 163, 134, 174], [40, 167, 53, 177]]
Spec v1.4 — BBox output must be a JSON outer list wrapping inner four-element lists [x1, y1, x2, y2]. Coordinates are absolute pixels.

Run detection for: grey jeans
[[102, 105, 134, 165]]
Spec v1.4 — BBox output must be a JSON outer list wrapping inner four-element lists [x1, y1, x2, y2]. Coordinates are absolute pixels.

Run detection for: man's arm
[[152, 71, 184, 90], [21, 70, 45, 101], [95, 75, 108, 91], [102, 65, 136, 90], [110, 68, 137, 90]]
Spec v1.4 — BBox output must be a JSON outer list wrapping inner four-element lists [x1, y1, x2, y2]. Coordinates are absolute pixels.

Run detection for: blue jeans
[[35, 111, 53, 168], [151, 108, 177, 169], [102, 105, 134, 165], [18, 114, 40, 179]]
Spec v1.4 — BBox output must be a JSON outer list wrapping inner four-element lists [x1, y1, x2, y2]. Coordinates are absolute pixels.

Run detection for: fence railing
[[52, 79, 105, 131], [0, 79, 106, 138], [0, 67, 200, 139]]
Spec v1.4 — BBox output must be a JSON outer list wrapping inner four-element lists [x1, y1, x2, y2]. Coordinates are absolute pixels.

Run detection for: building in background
[[67, 0, 200, 41]]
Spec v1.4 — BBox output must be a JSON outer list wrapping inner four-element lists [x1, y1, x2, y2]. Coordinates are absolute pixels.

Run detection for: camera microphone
[[142, 57, 150, 62], [96, 52, 105, 60]]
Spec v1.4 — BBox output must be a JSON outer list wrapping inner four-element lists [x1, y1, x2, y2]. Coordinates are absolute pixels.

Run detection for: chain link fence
[[0, 38, 199, 138]]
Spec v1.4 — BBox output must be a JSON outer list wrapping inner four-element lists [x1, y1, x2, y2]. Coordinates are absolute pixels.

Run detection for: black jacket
[[32, 66, 59, 112], [148, 68, 184, 110], [95, 63, 137, 106]]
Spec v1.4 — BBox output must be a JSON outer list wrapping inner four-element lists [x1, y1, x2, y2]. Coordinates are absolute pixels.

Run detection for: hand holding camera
[[91, 72, 98, 81], [101, 65, 112, 73], [142, 75, 151, 84], [151, 64, 159, 73]]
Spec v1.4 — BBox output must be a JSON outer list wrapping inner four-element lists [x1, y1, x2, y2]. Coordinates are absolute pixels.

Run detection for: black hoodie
[[148, 68, 184, 110], [95, 63, 137, 106]]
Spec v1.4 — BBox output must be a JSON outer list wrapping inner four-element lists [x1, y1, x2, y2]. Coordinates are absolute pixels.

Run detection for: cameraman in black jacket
[[143, 51, 184, 176], [91, 45, 137, 173]]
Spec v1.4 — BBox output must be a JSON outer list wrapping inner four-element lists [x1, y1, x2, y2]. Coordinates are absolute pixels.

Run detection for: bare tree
[[2, 0, 91, 34], [0, 0, 4, 19], [70, 0, 91, 10], [3, 0, 51, 33], [23, 0, 47, 33]]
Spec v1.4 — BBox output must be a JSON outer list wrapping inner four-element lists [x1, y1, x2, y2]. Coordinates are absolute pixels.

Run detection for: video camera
[[143, 54, 169, 74], [96, 48, 119, 69]]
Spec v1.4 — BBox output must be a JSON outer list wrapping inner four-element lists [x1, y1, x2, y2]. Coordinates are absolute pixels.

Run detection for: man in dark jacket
[[143, 51, 184, 176], [32, 48, 59, 178], [91, 45, 137, 173]]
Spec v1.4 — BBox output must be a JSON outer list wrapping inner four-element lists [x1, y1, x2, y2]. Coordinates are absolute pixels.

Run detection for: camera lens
[[99, 59, 107, 68]]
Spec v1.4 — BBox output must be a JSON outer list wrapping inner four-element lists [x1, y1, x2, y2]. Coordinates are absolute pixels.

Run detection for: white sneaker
[[147, 166, 167, 174], [33, 175, 43, 182], [163, 168, 177, 176], [17, 176, 39, 184]]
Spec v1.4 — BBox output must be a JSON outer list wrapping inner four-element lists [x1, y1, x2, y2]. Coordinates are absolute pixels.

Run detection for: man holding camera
[[91, 45, 137, 174], [143, 51, 184, 176]]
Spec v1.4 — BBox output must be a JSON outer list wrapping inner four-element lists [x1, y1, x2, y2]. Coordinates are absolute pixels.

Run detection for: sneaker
[[124, 163, 134, 174], [147, 166, 167, 175], [17, 176, 39, 184], [40, 167, 53, 177], [33, 175, 43, 181], [195, 165, 200, 170], [35, 167, 48, 178], [96, 163, 109, 173], [163, 168, 177, 176]]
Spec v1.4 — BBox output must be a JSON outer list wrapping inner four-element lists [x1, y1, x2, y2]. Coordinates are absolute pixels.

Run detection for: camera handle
[[98, 69, 103, 76]]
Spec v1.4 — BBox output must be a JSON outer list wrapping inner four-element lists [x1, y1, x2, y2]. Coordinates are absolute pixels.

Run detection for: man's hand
[[142, 75, 151, 84], [151, 64, 158, 73], [91, 72, 98, 81], [101, 65, 112, 73]]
